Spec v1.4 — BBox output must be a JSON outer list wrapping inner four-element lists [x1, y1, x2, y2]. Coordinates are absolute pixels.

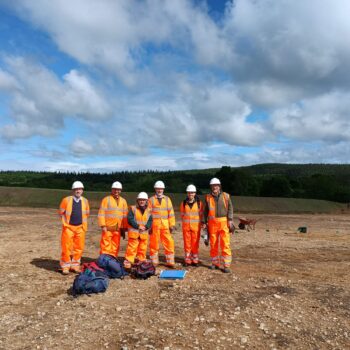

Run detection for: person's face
[[111, 188, 121, 197], [73, 188, 83, 197], [187, 192, 196, 201], [155, 188, 164, 196], [211, 184, 220, 194], [138, 199, 147, 207]]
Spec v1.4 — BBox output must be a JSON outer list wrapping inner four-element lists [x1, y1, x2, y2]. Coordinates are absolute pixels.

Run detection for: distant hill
[[0, 163, 349, 202]]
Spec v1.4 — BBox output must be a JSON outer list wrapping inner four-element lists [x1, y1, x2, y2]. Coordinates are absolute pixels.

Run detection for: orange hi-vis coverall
[[148, 195, 176, 266], [59, 196, 90, 269], [205, 193, 232, 268], [124, 205, 152, 267], [98, 195, 128, 257], [180, 199, 203, 264]]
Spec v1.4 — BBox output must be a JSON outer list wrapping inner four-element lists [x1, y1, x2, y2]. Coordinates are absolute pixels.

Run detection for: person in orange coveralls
[[148, 180, 176, 267], [98, 181, 128, 257], [124, 192, 153, 268], [202, 178, 234, 273], [180, 184, 203, 267], [59, 181, 90, 275]]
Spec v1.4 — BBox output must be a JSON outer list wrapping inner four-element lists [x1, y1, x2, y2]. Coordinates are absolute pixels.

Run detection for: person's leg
[[111, 231, 121, 257], [124, 237, 138, 268], [136, 236, 148, 262], [100, 230, 113, 255], [161, 228, 175, 266], [209, 222, 220, 268], [71, 225, 86, 272], [220, 223, 232, 270], [60, 226, 74, 272], [191, 228, 201, 264], [149, 226, 160, 265], [183, 228, 192, 265]]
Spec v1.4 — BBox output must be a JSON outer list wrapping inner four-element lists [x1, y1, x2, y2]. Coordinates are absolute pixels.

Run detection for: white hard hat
[[111, 181, 122, 189], [186, 184, 197, 192], [154, 180, 165, 189], [137, 192, 148, 200], [72, 181, 84, 190], [210, 177, 221, 185]]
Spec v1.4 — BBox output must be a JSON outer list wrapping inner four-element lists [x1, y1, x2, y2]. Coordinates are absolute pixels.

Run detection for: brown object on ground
[[238, 216, 260, 231], [0, 208, 349, 349]]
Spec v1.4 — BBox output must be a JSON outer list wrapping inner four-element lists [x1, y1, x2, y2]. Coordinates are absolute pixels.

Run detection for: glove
[[169, 226, 176, 234]]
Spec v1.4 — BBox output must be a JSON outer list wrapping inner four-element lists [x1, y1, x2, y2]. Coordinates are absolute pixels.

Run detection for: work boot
[[62, 267, 70, 275], [124, 260, 132, 269], [223, 267, 231, 274], [209, 265, 220, 270], [192, 262, 199, 267], [166, 263, 175, 269], [70, 265, 81, 273]]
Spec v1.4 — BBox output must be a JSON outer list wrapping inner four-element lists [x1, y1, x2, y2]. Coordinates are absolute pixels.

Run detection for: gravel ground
[[0, 208, 349, 350]]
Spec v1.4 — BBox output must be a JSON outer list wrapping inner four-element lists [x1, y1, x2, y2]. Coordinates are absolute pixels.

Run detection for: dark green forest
[[0, 163, 350, 203]]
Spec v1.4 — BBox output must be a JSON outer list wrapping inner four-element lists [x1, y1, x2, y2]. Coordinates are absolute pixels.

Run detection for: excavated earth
[[0, 207, 349, 349]]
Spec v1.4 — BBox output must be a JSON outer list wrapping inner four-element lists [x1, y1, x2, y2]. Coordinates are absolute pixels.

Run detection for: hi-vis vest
[[98, 195, 128, 228], [149, 195, 175, 228], [128, 205, 151, 239], [180, 200, 203, 231], [59, 196, 90, 231], [205, 192, 230, 223]]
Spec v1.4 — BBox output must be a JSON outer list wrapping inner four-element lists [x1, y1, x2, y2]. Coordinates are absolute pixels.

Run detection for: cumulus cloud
[[0, 56, 112, 140], [271, 90, 350, 142], [223, 0, 350, 107]]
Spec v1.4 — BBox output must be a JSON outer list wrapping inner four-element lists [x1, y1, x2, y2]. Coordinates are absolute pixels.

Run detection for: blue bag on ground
[[72, 268, 109, 296], [96, 254, 128, 279]]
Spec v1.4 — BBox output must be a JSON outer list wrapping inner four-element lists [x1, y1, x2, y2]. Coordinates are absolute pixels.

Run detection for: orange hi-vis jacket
[[127, 205, 152, 239], [180, 200, 203, 231], [59, 196, 90, 231], [206, 192, 230, 223], [149, 195, 175, 229], [98, 195, 128, 229]]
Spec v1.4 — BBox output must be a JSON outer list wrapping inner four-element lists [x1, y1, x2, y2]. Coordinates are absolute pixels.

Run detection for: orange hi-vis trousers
[[149, 227, 175, 266], [183, 228, 200, 264], [60, 224, 86, 269], [100, 229, 121, 257], [125, 234, 148, 264], [208, 217, 232, 268]]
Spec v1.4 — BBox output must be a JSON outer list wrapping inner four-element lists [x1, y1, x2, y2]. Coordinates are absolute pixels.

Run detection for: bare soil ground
[[0, 207, 349, 350]]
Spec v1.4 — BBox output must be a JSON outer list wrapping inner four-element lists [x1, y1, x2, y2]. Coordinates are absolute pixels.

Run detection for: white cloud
[[271, 90, 350, 142], [0, 56, 112, 140]]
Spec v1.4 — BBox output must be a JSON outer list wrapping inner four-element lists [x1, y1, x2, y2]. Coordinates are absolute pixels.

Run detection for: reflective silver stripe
[[207, 216, 215, 220], [182, 219, 200, 223], [99, 214, 124, 218], [59, 208, 65, 213], [65, 211, 72, 215], [152, 214, 169, 219], [82, 218, 88, 222], [128, 228, 140, 233], [168, 213, 175, 217]]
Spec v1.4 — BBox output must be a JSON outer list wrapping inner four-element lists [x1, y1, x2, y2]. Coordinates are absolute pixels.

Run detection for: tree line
[[0, 163, 349, 203]]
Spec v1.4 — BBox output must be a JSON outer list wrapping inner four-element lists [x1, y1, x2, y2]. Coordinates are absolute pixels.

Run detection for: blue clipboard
[[159, 270, 187, 280]]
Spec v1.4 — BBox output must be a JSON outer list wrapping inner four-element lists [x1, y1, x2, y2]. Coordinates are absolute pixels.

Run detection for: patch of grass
[[0, 186, 345, 213]]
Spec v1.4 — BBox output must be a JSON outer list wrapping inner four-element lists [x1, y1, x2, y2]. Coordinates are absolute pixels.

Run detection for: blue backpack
[[96, 254, 128, 279], [72, 267, 109, 296]]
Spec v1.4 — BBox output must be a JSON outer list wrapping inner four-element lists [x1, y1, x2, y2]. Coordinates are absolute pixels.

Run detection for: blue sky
[[0, 0, 350, 172]]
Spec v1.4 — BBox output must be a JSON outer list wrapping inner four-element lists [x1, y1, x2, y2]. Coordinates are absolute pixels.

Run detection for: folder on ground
[[159, 270, 187, 279]]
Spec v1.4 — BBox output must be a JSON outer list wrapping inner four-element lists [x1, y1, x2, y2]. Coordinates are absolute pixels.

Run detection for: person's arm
[[201, 196, 209, 225], [85, 199, 90, 217], [199, 200, 204, 223], [59, 197, 67, 226], [121, 199, 128, 229], [227, 194, 233, 221], [127, 207, 139, 229], [98, 197, 107, 228], [145, 214, 153, 230], [167, 197, 176, 228]]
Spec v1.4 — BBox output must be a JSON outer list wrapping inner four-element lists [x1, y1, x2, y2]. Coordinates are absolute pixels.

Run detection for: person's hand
[[201, 223, 207, 229], [227, 220, 233, 229], [170, 226, 176, 233], [102, 226, 107, 233], [139, 224, 146, 232]]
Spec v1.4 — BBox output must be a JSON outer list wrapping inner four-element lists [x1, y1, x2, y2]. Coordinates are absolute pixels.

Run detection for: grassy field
[[0, 186, 346, 213]]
